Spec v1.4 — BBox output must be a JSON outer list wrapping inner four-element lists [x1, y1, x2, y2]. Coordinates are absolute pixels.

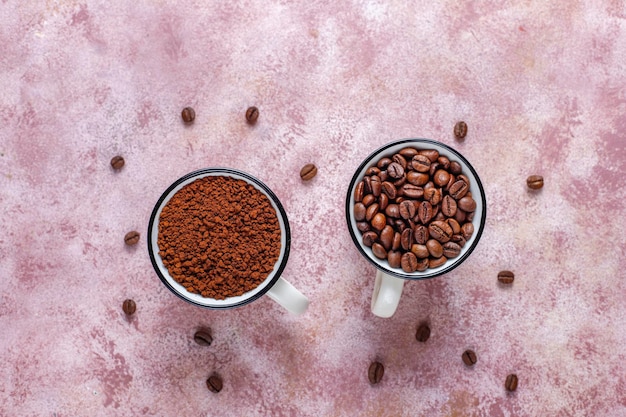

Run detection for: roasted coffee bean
[[379, 225, 395, 251], [458, 196, 476, 212], [206, 374, 223, 393], [385, 204, 400, 218], [407, 171, 429, 186], [466, 211, 475, 222], [497, 270, 515, 284], [433, 169, 450, 187], [414, 225, 429, 244], [433, 211, 445, 222], [393, 219, 407, 232], [110, 155, 125, 170], [401, 252, 418, 273], [387, 162, 405, 179], [451, 234, 467, 247], [505, 374, 518, 392], [245, 106, 259, 123], [416, 257, 429, 271], [300, 163, 317, 180], [377, 157, 392, 170], [194, 329, 213, 346], [354, 181, 364, 202], [401, 228, 413, 250], [449, 160, 462, 175], [447, 218, 461, 235], [392, 154, 407, 170], [428, 221, 453, 243], [368, 361, 384, 384], [424, 187, 442, 205], [122, 299, 136, 315], [411, 244, 429, 259], [401, 184, 423, 199], [365, 203, 380, 222], [411, 155, 431, 172], [399, 200, 416, 220], [354, 203, 367, 221], [363, 176, 372, 194], [426, 239, 443, 258], [371, 213, 387, 232], [379, 171, 388, 182], [462, 349, 477, 366], [387, 251, 402, 268], [419, 149, 439, 162], [392, 175, 406, 188], [437, 156, 450, 170], [362, 231, 378, 247], [392, 232, 402, 251], [442, 242, 462, 258], [362, 194, 376, 207], [382, 181, 397, 199], [441, 195, 458, 217], [461, 222, 474, 240], [454, 121, 468, 139], [415, 323, 430, 342], [357, 222, 370, 232], [399, 147, 419, 158], [181, 107, 196, 123], [365, 167, 381, 176], [378, 193, 389, 211], [449, 180, 469, 200], [454, 208, 466, 223], [429, 256, 447, 268], [370, 175, 382, 197], [527, 175, 544, 190], [428, 161, 440, 177], [124, 231, 140, 246], [418, 201, 433, 224], [371, 243, 387, 259]]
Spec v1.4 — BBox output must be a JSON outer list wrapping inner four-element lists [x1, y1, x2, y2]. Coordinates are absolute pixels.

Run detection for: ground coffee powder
[[157, 176, 281, 299]]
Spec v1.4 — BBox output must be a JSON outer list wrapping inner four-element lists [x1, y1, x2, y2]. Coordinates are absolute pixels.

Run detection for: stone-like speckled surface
[[1, 1, 625, 416]]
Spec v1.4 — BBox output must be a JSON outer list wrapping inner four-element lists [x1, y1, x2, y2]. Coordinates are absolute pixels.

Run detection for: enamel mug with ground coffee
[[148, 168, 309, 315]]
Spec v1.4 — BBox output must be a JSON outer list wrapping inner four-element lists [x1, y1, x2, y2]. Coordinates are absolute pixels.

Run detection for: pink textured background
[[1, 1, 625, 416]]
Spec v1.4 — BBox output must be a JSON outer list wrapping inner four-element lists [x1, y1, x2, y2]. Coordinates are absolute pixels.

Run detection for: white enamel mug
[[346, 139, 486, 318], [148, 168, 309, 315]]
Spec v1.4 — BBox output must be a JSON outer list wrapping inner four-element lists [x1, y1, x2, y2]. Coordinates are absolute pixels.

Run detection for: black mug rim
[[147, 167, 291, 309], [345, 138, 487, 280]]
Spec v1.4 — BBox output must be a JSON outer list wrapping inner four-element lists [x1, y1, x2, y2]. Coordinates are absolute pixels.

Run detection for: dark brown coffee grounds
[[157, 176, 281, 299]]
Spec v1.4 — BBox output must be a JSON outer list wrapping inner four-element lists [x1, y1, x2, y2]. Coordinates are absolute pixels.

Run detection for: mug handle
[[371, 270, 405, 318], [266, 277, 309, 315]]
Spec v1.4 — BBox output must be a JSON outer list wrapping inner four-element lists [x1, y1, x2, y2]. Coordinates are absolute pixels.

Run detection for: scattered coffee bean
[[454, 121, 468, 139], [497, 270, 515, 284], [206, 374, 223, 393], [245, 106, 259, 124], [300, 163, 317, 181], [122, 299, 136, 315], [415, 323, 430, 342], [505, 374, 518, 392], [181, 107, 196, 123], [110, 155, 125, 170], [193, 329, 213, 346], [526, 175, 544, 190], [124, 231, 140, 246], [462, 349, 477, 366], [368, 361, 384, 384]]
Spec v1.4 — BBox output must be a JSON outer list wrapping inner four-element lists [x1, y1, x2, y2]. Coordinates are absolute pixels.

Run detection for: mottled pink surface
[[1, 1, 625, 416]]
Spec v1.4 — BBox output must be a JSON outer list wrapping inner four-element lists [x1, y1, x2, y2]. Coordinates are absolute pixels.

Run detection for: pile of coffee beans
[[353, 147, 476, 273]]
